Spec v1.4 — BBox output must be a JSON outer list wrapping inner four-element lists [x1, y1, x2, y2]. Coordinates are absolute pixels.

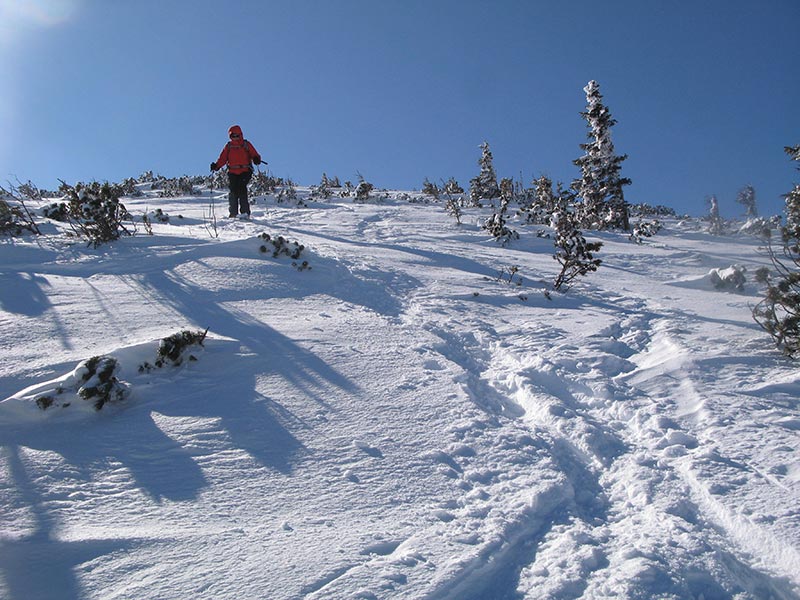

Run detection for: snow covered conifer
[[737, 185, 758, 218], [443, 177, 464, 195], [573, 80, 631, 230], [469, 141, 500, 206], [707, 195, 724, 235], [754, 145, 800, 356], [519, 175, 559, 225], [552, 209, 602, 291]]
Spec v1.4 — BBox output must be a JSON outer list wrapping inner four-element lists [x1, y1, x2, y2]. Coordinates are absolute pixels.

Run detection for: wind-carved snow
[[1, 186, 798, 599]]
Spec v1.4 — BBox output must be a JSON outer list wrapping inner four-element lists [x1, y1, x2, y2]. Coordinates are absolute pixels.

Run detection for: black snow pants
[[228, 170, 252, 216]]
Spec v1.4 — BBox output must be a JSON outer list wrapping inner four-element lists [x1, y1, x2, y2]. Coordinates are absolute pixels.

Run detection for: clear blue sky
[[1, 0, 798, 217]]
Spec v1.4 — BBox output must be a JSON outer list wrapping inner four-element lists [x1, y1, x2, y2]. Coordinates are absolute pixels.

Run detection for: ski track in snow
[[1, 189, 799, 599]]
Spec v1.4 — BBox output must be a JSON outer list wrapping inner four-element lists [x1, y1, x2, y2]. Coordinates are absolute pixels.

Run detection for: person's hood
[[228, 125, 243, 139]]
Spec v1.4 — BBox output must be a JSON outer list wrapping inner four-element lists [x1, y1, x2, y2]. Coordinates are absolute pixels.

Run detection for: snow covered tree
[[737, 185, 758, 218], [483, 187, 519, 246], [519, 175, 560, 225], [443, 177, 464, 195], [469, 141, 500, 205], [552, 209, 602, 291], [573, 80, 631, 230], [422, 178, 440, 198], [707, 195, 724, 235], [754, 146, 800, 356], [354, 174, 374, 202]]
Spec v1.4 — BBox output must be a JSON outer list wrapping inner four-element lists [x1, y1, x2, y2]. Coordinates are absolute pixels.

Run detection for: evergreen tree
[[573, 80, 631, 230], [737, 185, 758, 218], [552, 209, 603, 291], [707, 195, 724, 234], [519, 175, 557, 225], [469, 141, 500, 205], [753, 145, 800, 356]]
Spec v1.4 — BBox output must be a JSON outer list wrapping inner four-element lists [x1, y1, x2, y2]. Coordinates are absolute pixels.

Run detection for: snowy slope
[[1, 185, 798, 600]]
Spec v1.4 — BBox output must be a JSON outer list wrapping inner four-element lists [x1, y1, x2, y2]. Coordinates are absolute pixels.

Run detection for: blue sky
[[1, 0, 797, 217]]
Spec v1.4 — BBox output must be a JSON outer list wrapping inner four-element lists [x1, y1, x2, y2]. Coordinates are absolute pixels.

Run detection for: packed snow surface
[[1, 185, 798, 599]]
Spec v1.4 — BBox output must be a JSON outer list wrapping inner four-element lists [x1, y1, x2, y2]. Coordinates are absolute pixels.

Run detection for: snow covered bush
[[629, 219, 662, 244], [311, 173, 333, 200], [35, 355, 129, 411], [249, 171, 282, 197], [77, 356, 129, 410], [139, 329, 208, 372], [354, 175, 374, 203], [630, 203, 677, 218], [483, 194, 519, 246], [0, 198, 38, 236], [158, 176, 196, 198], [552, 209, 602, 291], [738, 216, 778, 239], [277, 179, 299, 204], [709, 266, 746, 292], [146, 208, 170, 223], [422, 178, 440, 199], [257, 232, 309, 270], [753, 145, 800, 356], [42, 201, 69, 221], [0, 183, 41, 235], [445, 196, 463, 224], [59, 181, 132, 247]]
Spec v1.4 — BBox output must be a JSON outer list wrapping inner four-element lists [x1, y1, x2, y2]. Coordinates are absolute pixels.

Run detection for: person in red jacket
[[210, 125, 263, 218]]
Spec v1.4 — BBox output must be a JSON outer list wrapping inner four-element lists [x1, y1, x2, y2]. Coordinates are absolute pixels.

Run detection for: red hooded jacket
[[213, 125, 262, 175]]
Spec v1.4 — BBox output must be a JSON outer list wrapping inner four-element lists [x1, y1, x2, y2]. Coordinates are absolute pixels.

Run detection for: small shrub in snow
[[147, 208, 170, 223], [158, 176, 195, 198], [709, 265, 746, 292], [445, 196, 464, 224], [0, 198, 37, 236], [483, 193, 519, 246], [422, 178, 440, 199], [0, 183, 41, 235], [257, 232, 309, 269], [59, 181, 132, 247], [354, 176, 374, 203], [738, 216, 778, 239], [139, 329, 208, 372], [552, 210, 602, 291], [77, 356, 129, 410], [629, 219, 662, 244], [249, 171, 282, 196], [629, 203, 677, 218], [276, 179, 299, 204], [42, 201, 70, 221], [118, 177, 143, 197]]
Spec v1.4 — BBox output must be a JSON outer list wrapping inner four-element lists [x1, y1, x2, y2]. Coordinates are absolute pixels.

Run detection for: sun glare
[[0, 0, 79, 44]]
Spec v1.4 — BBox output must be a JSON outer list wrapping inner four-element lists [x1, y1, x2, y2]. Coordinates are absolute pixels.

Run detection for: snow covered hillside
[[1, 184, 799, 599]]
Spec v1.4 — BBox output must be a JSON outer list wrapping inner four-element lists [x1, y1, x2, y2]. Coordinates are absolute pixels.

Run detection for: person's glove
[[253, 158, 261, 166], [210, 162, 217, 172]]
